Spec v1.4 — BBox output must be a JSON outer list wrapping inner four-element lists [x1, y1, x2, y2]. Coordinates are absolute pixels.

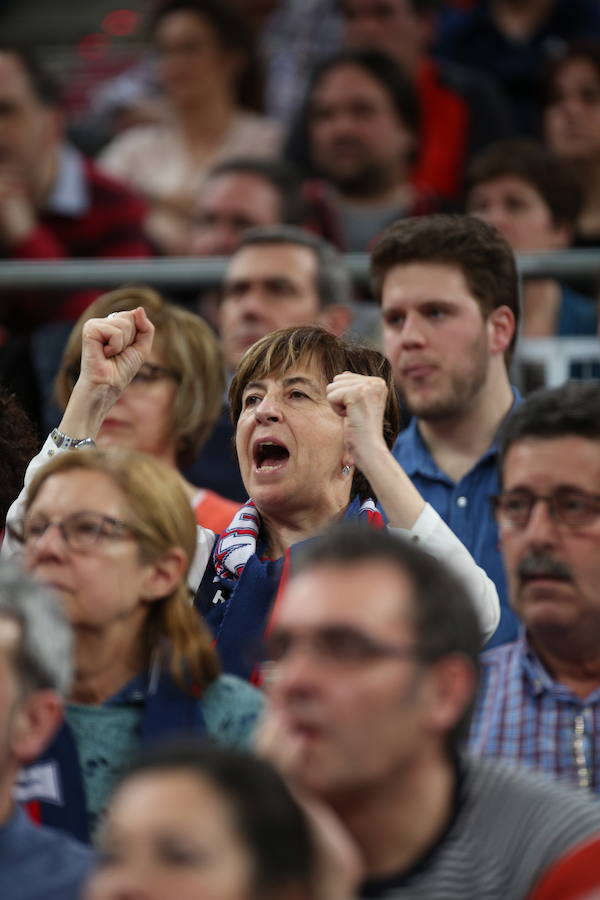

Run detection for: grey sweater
[[360, 756, 600, 899]]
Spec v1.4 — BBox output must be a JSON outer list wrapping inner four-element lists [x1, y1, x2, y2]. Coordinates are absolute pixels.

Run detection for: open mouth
[[253, 440, 290, 471]]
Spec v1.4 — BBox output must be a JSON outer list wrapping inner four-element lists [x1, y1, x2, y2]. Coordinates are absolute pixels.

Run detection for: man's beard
[[400, 332, 490, 421], [317, 153, 397, 199]]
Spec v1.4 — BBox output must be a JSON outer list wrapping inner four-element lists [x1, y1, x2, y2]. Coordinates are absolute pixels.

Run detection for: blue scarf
[[196, 497, 383, 681]]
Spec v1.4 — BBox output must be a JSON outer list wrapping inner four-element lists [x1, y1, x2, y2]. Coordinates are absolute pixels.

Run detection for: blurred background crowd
[[2, 4, 600, 899]]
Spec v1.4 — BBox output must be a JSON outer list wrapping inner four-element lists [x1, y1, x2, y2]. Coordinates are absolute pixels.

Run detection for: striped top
[[469, 632, 600, 791], [360, 757, 600, 899]]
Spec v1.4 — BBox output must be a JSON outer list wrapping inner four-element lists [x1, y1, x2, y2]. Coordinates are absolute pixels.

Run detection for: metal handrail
[[0, 248, 599, 290]]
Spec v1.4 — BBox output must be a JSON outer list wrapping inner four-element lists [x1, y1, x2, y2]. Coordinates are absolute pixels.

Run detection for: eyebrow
[[224, 275, 296, 290], [243, 376, 321, 393], [504, 483, 598, 494]]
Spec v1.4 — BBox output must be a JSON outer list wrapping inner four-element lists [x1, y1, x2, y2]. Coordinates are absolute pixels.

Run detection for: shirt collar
[[106, 655, 163, 705], [398, 417, 446, 479], [46, 144, 90, 217], [518, 630, 600, 703], [398, 387, 522, 479]]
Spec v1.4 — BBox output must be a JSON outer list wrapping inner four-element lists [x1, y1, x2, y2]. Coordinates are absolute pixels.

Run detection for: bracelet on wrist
[[50, 428, 96, 451]]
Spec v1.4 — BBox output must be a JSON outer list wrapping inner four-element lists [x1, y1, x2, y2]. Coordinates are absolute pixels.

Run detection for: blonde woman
[[7, 442, 262, 844], [56, 285, 239, 534]]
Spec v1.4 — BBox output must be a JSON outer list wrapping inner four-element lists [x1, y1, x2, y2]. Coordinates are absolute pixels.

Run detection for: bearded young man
[[373, 214, 520, 646]]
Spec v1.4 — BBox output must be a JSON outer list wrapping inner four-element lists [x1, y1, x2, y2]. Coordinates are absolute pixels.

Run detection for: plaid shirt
[[3, 145, 150, 331], [469, 631, 600, 793]]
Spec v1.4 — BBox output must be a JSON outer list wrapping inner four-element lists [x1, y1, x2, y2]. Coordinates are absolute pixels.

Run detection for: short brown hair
[[465, 139, 582, 229], [55, 286, 224, 467], [370, 214, 520, 361], [229, 325, 400, 502], [24, 448, 220, 693]]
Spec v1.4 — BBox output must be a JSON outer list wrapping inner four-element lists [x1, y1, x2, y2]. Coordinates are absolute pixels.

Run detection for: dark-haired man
[[187, 157, 305, 258], [261, 524, 600, 898], [373, 214, 520, 646], [0, 48, 150, 329], [0, 48, 151, 428], [340, 0, 514, 199], [303, 49, 437, 252], [470, 381, 600, 794]]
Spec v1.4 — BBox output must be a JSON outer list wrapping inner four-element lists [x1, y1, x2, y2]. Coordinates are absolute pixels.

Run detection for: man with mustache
[[469, 381, 600, 793]]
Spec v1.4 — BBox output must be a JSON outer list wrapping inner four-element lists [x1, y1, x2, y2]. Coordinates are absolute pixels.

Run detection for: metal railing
[[1, 248, 599, 290]]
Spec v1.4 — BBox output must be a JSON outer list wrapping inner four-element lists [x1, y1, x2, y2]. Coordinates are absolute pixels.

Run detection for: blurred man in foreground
[[262, 525, 600, 898]]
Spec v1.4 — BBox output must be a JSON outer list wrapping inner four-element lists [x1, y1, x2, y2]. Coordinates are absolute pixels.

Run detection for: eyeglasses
[[491, 487, 600, 530], [262, 626, 420, 670], [130, 363, 180, 386], [7, 511, 142, 553], [68, 362, 180, 388]]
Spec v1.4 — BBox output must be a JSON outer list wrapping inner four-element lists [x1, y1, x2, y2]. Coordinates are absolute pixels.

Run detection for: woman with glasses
[[5, 435, 262, 845], [4, 308, 500, 682], [55, 284, 240, 534]]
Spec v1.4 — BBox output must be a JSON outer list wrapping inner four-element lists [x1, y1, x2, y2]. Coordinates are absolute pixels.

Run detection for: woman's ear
[[142, 547, 188, 602]]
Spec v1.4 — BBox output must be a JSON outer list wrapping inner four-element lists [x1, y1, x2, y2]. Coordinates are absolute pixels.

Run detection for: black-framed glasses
[[491, 487, 600, 530], [7, 511, 143, 553], [262, 626, 420, 670]]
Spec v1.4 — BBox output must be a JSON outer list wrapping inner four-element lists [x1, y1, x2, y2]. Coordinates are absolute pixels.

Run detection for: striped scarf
[[213, 497, 383, 586]]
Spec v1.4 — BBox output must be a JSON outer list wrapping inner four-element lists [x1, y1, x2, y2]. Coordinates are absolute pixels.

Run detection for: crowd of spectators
[[2, 1, 600, 898]]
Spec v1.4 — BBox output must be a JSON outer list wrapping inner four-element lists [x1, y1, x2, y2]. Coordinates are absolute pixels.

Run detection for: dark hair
[[338, 0, 442, 19], [286, 47, 420, 177], [370, 213, 520, 362], [0, 389, 39, 522], [295, 523, 482, 753], [229, 325, 401, 502], [542, 38, 600, 109], [498, 381, 600, 479], [150, 0, 264, 111], [465, 138, 583, 229], [114, 740, 317, 898], [207, 157, 305, 226], [236, 224, 351, 308], [310, 47, 420, 138], [0, 46, 61, 106]]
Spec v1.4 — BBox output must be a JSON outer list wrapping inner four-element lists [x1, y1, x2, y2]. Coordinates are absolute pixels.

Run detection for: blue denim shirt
[[391, 396, 520, 647]]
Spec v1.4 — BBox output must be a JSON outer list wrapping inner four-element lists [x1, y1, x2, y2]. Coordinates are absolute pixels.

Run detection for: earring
[[342, 464, 351, 477]]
